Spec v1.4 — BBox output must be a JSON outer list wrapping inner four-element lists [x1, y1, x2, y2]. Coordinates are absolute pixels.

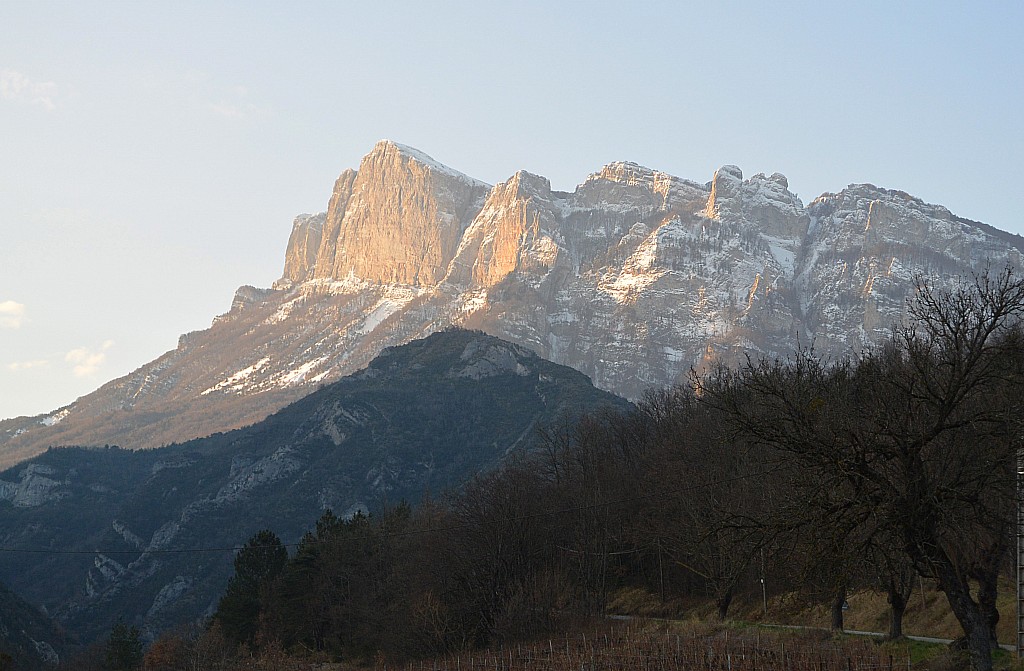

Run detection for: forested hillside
[[0, 330, 626, 646]]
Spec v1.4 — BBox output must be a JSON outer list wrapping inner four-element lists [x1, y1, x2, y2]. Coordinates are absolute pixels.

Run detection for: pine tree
[[213, 529, 288, 645], [104, 619, 143, 670]]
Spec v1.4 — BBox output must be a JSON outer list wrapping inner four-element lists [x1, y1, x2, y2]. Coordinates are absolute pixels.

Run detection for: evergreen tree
[[213, 529, 288, 645], [104, 619, 142, 671]]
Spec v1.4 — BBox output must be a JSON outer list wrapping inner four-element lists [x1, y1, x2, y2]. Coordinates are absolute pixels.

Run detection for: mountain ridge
[[1, 140, 1020, 467]]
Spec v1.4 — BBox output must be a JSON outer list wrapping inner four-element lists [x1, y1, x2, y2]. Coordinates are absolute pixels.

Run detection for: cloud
[[209, 101, 262, 120], [65, 340, 114, 377], [0, 301, 26, 329], [208, 82, 269, 121], [141, 70, 268, 122], [7, 359, 49, 372], [0, 69, 58, 110]]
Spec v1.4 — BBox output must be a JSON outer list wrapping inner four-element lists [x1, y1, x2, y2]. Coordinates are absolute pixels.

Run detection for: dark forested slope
[[0, 329, 627, 644]]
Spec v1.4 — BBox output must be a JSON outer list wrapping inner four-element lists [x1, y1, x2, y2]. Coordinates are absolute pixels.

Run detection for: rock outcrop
[[277, 212, 327, 287]]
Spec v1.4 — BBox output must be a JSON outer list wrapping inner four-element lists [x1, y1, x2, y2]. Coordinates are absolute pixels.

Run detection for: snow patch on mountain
[[273, 358, 329, 387], [356, 288, 421, 334], [266, 296, 304, 324], [40, 409, 69, 427], [458, 289, 489, 314], [763, 235, 798, 275], [201, 357, 272, 396]]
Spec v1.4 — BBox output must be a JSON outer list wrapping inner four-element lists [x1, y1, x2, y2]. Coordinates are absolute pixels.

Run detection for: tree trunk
[[716, 585, 734, 621], [886, 585, 907, 640], [971, 534, 1005, 649], [932, 557, 994, 671], [830, 582, 846, 632], [884, 569, 915, 641], [976, 570, 1000, 648]]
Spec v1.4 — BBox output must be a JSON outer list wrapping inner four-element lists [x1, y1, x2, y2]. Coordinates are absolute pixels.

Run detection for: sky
[[1, 1, 1022, 420]]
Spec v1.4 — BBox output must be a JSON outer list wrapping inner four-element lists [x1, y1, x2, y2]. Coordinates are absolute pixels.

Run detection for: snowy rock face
[[2, 142, 1022, 465], [797, 185, 1024, 352], [706, 166, 808, 240]]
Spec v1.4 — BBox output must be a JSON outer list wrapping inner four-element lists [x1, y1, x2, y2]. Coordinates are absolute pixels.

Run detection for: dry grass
[[731, 578, 1017, 646], [379, 620, 922, 671]]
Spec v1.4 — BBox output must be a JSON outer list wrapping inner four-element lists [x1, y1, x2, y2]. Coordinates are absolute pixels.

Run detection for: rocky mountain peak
[[276, 212, 327, 288], [506, 169, 553, 197], [368, 140, 485, 186], [363, 329, 542, 382], [707, 163, 743, 191], [309, 141, 491, 287], [229, 285, 272, 312], [445, 169, 565, 289], [574, 162, 707, 217], [705, 164, 807, 239], [592, 161, 659, 186]]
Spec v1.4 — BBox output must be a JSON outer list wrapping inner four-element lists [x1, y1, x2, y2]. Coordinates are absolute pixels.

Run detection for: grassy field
[[754, 580, 1015, 647], [213, 583, 1022, 670], [606, 578, 1018, 647]]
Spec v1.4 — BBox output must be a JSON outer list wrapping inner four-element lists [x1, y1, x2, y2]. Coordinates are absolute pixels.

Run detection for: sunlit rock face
[[311, 140, 491, 287], [277, 212, 327, 287], [446, 170, 570, 292], [3, 142, 1022, 466]]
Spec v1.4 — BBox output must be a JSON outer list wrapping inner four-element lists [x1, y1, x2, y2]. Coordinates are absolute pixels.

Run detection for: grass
[[641, 576, 1020, 647], [380, 619, 931, 671]]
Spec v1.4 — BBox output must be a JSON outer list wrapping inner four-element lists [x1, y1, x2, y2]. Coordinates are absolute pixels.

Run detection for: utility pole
[[761, 548, 768, 617], [1017, 450, 1024, 657]]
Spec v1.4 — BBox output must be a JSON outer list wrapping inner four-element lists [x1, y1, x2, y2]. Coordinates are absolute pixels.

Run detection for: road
[[611, 616, 1016, 653], [763, 623, 1014, 652]]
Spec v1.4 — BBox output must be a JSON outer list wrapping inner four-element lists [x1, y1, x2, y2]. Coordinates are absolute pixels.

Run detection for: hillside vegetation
[[0, 330, 627, 645]]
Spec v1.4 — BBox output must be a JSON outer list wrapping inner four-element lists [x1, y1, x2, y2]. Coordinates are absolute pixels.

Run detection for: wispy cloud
[[65, 340, 114, 377], [0, 301, 26, 329], [143, 70, 268, 122], [0, 69, 58, 110], [199, 77, 267, 121], [7, 359, 49, 372], [208, 85, 268, 121], [209, 101, 264, 120]]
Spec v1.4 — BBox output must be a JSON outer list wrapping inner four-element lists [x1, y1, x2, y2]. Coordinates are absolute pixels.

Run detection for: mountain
[[0, 330, 627, 643], [2, 140, 1021, 467]]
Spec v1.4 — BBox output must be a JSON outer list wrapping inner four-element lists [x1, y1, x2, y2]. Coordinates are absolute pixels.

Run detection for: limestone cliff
[[278, 213, 327, 287], [311, 141, 490, 287], [446, 171, 567, 289]]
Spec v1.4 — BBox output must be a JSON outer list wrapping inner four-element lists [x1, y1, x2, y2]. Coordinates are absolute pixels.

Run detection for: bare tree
[[640, 387, 763, 620], [699, 269, 1024, 671]]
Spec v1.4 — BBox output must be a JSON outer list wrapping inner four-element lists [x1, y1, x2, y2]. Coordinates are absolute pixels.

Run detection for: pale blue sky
[[1, 1, 1021, 419]]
